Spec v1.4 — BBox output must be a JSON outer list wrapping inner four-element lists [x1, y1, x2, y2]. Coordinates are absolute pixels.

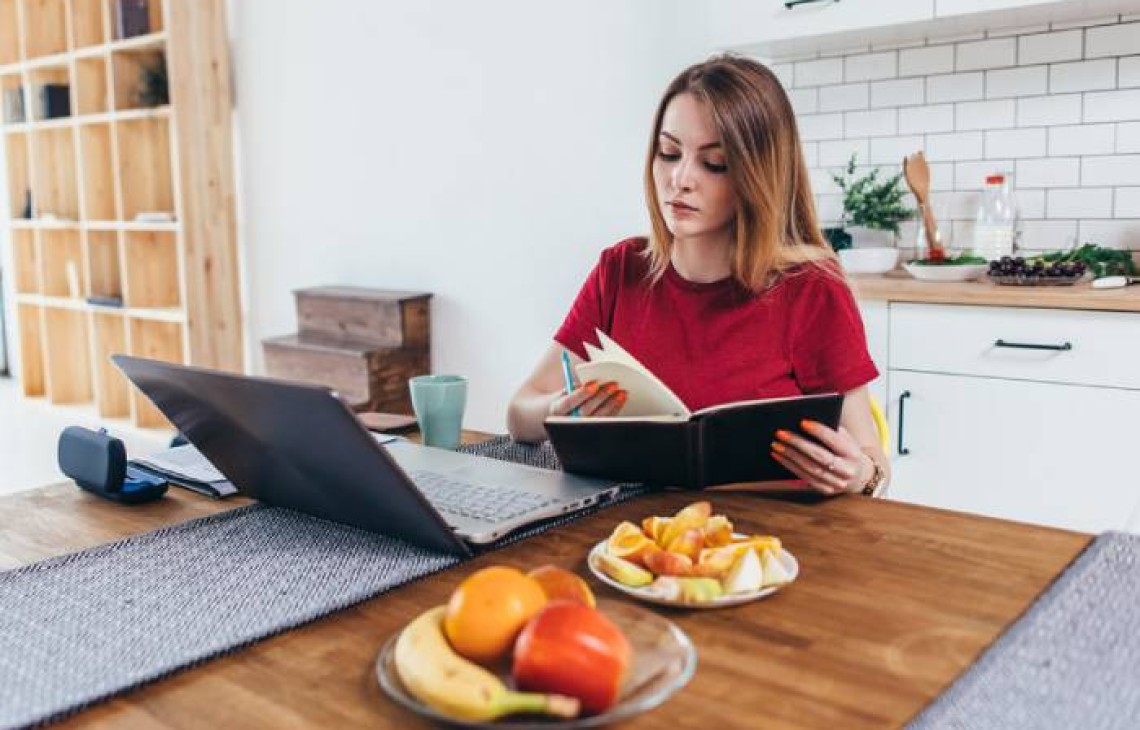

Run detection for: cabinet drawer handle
[[897, 390, 911, 456], [784, 0, 839, 8], [993, 339, 1073, 352]]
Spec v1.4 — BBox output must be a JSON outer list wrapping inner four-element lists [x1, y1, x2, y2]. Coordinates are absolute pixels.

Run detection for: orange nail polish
[[585, 381, 599, 395], [615, 391, 628, 402], [775, 429, 792, 441], [772, 442, 786, 453], [801, 419, 817, 432]]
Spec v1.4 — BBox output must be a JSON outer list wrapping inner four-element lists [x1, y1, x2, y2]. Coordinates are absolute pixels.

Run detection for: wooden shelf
[[3, 0, 241, 429], [71, 0, 108, 50]]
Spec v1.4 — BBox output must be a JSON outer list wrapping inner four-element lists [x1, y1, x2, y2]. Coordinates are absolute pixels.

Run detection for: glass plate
[[375, 598, 696, 728], [586, 540, 798, 609]]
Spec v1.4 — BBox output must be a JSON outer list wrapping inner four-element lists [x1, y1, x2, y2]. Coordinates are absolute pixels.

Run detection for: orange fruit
[[527, 565, 596, 608], [443, 566, 548, 664]]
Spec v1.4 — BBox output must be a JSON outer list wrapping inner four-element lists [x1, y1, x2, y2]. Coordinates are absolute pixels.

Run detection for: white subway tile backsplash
[[1015, 189, 1047, 218], [1019, 219, 1079, 250], [930, 162, 955, 191], [770, 63, 795, 89], [1079, 219, 1140, 249], [844, 109, 897, 138], [900, 45, 954, 77], [809, 168, 842, 196], [928, 72, 985, 103], [795, 58, 844, 87], [870, 136, 925, 165], [800, 141, 819, 168], [1049, 59, 1117, 93], [872, 39, 926, 53], [955, 38, 1016, 72], [1018, 29, 1083, 65], [871, 78, 924, 108], [1048, 124, 1117, 155], [1047, 188, 1114, 218], [1082, 155, 1140, 186], [1052, 16, 1123, 32], [956, 99, 1016, 130], [788, 88, 819, 115], [845, 52, 897, 82], [798, 113, 844, 141], [985, 128, 1046, 158], [1119, 122, 1140, 152], [819, 83, 870, 112], [798, 19, 1140, 252], [815, 194, 844, 223], [926, 132, 984, 161], [1086, 22, 1140, 59], [1121, 57, 1140, 88], [956, 160, 1015, 190], [1017, 94, 1083, 126], [1084, 90, 1140, 123], [986, 66, 1048, 99], [1117, 187, 1140, 217], [821, 45, 872, 60], [818, 139, 869, 167], [1016, 158, 1080, 188], [898, 104, 955, 134]]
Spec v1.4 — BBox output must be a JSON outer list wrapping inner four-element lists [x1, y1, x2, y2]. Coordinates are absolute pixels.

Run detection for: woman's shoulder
[[594, 236, 651, 273], [775, 259, 849, 295]]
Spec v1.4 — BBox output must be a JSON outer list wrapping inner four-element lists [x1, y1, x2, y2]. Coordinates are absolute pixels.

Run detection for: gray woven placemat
[[0, 437, 646, 729], [906, 531, 1140, 730]]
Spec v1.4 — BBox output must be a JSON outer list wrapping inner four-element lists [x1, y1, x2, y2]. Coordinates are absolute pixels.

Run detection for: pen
[[560, 350, 581, 417]]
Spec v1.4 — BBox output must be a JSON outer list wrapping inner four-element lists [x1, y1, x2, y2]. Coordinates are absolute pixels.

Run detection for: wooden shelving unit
[[1, 0, 242, 429]]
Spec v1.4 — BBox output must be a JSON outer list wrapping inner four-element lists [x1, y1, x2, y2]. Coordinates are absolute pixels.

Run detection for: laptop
[[112, 355, 622, 556]]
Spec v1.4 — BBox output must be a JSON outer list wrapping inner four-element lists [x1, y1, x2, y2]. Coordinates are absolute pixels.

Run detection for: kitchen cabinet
[[859, 301, 889, 408], [885, 301, 1140, 533], [888, 370, 1140, 533]]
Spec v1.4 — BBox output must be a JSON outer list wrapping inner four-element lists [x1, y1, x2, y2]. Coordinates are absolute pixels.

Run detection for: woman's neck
[[670, 234, 732, 284]]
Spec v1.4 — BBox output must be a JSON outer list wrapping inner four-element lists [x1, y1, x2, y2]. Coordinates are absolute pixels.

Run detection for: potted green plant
[[831, 154, 913, 247]]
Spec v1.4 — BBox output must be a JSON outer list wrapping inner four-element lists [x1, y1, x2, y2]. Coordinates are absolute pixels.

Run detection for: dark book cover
[[546, 393, 843, 488]]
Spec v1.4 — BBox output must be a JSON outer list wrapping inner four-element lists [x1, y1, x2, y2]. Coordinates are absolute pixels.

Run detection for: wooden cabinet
[[0, 0, 241, 429], [884, 302, 1140, 533]]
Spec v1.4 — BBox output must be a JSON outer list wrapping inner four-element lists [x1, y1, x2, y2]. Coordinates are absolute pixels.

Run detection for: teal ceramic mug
[[409, 375, 468, 449]]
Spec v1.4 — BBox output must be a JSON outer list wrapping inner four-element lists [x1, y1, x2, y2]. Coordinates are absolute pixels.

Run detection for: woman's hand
[[769, 419, 873, 497], [548, 381, 627, 418]]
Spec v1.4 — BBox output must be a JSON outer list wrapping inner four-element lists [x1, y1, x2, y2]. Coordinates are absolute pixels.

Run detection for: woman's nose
[[671, 157, 695, 192]]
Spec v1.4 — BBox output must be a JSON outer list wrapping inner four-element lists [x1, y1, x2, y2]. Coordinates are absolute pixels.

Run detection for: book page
[[575, 360, 691, 418], [691, 392, 839, 417]]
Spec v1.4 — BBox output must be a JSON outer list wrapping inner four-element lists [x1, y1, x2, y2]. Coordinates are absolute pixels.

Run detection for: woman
[[507, 56, 889, 497]]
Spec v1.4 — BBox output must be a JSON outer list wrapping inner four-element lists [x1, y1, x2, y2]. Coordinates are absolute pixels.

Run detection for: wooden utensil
[[903, 152, 944, 261]]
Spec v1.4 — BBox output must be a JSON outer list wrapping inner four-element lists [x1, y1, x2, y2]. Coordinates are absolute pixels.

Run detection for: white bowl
[[838, 247, 899, 274], [903, 262, 989, 282]]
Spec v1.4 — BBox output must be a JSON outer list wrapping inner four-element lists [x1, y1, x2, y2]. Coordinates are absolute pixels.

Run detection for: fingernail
[[601, 382, 618, 396], [771, 442, 786, 453], [775, 430, 792, 441], [585, 381, 599, 395], [801, 419, 817, 432], [614, 391, 627, 402]]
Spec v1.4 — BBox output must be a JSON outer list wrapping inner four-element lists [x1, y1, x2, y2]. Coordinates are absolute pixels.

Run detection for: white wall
[[229, 0, 704, 432]]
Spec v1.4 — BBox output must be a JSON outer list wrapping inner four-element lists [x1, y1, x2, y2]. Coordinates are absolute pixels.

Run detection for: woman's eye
[[656, 150, 681, 162], [704, 161, 728, 174]]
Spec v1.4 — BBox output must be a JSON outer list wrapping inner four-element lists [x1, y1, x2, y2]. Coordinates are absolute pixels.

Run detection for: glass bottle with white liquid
[[972, 174, 1018, 260]]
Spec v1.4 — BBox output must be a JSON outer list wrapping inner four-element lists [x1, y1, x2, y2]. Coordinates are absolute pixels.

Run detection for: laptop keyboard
[[408, 470, 559, 523]]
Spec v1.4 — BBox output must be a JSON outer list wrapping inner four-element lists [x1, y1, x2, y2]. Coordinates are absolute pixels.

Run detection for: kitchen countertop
[[851, 271, 1140, 312]]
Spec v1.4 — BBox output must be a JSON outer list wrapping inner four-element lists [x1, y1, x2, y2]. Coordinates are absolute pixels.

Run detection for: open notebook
[[545, 331, 843, 488]]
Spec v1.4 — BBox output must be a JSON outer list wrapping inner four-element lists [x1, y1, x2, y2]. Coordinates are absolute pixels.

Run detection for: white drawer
[[888, 303, 1140, 390]]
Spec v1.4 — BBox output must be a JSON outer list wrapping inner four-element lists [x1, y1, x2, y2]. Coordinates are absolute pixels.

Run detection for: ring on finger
[[825, 456, 837, 473]]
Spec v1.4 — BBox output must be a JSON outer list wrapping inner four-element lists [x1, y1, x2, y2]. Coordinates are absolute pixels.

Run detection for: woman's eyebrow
[[659, 130, 723, 151]]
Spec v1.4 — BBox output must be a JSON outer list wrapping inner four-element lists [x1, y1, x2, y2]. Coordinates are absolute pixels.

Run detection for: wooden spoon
[[903, 151, 944, 261]]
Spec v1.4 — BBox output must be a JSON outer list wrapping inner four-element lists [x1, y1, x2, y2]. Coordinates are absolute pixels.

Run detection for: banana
[[393, 606, 580, 722]]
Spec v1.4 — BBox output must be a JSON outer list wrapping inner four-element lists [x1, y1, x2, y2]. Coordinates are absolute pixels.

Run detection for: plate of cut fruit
[[587, 501, 798, 608]]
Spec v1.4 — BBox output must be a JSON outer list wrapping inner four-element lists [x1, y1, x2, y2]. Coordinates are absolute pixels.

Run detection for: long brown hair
[[643, 55, 835, 292]]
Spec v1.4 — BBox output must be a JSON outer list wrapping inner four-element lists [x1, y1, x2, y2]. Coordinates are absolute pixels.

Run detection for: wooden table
[[1, 471, 1089, 728]]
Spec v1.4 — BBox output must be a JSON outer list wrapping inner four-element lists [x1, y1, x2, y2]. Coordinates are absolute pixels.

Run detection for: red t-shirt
[[554, 238, 878, 413]]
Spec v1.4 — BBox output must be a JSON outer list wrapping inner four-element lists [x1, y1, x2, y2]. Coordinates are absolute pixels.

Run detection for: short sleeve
[[786, 268, 879, 394]]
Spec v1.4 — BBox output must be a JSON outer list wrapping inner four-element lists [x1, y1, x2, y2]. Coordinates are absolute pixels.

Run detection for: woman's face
[[652, 92, 738, 244]]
